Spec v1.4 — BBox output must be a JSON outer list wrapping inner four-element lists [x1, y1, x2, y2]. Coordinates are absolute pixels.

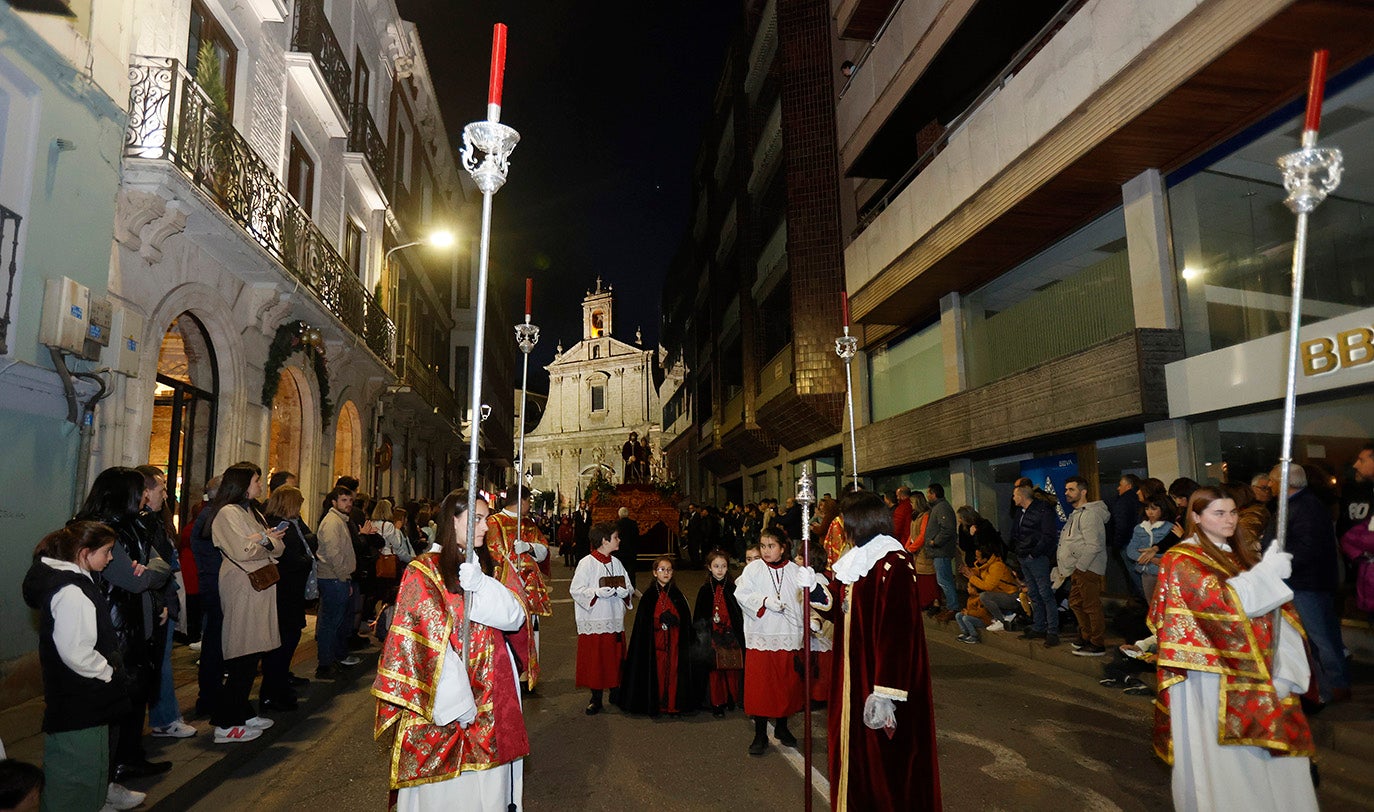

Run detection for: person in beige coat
[[208, 462, 285, 744]]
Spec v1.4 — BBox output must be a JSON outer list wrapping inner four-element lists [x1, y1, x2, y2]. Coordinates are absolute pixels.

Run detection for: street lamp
[[384, 228, 457, 269]]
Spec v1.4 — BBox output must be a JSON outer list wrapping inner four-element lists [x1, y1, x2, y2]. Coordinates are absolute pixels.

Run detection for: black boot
[[586, 689, 603, 715], [774, 717, 798, 748], [748, 717, 769, 756]]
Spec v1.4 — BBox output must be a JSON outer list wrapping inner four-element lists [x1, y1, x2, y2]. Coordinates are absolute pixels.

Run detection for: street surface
[[176, 566, 1192, 811]]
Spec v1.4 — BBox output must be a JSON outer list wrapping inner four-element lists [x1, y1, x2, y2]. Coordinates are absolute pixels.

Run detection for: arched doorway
[[333, 400, 363, 480], [269, 367, 305, 483], [147, 314, 218, 530]]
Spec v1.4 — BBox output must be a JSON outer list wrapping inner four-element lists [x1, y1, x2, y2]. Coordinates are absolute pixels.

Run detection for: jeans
[[149, 620, 180, 727], [1292, 589, 1350, 700], [1021, 555, 1058, 634], [955, 612, 985, 639], [933, 556, 959, 611], [317, 578, 350, 668]]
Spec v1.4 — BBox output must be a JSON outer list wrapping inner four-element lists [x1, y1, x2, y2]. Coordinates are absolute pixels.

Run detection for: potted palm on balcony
[[190, 41, 236, 201]]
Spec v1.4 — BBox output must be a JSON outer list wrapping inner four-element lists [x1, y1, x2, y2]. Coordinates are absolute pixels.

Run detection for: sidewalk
[[925, 610, 1374, 804], [0, 615, 381, 810]]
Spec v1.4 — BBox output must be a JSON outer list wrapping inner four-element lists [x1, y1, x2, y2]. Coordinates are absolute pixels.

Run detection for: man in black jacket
[[1274, 463, 1349, 703], [1012, 484, 1062, 647], [1108, 474, 1145, 601]]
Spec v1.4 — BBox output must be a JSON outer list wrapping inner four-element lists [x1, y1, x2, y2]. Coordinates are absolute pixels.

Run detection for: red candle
[[488, 24, 508, 108], [1304, 49, 1329, 133], [525, 277, 533, 316], [841, 291, 850, 327]]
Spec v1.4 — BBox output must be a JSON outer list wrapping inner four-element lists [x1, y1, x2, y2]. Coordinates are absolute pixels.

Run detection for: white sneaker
[[339, 654, 362, 667], [213, 725, 263, 744], [244, 715, 275, 730], [151, 720, 197, 738], [107, 782, 146, 810], [985, 620, 1004, 633], [188, 640, 202, 651]]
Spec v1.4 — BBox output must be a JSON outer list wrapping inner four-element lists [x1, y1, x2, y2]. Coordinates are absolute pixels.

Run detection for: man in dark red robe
[[827, 491, 940, 811]]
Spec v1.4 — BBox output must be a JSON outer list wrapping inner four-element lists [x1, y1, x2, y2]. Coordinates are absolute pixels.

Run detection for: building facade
[[523, 279, 679, 509], [832, 0, 1374, 539], [0, 0, 510, 701]]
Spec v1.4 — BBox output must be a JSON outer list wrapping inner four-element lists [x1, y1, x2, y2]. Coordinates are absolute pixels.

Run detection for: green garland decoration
[[262, 320, 332, 426]]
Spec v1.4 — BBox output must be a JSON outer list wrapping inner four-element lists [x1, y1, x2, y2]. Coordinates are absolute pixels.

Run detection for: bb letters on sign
[[1301, 327, 1374, 376]]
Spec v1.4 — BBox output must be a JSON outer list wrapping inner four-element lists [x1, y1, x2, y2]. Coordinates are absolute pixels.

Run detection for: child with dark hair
[[571, 523, 632, 715], [615, 556, 695, 716], [693, 549, 745, 716], [20, 522, 137, 812], [0, 759, 43, 812], [1129, 494, 1177, 602]]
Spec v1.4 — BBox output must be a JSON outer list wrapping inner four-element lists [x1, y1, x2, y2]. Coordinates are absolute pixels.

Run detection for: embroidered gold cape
[[1147, 544, 1314, 764], [372, 554, 530, 790], [823, 516, 850, 570], [487, 512, 550, 688]]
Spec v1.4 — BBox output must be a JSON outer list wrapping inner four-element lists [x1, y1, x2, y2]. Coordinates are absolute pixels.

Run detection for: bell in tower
[[582, 276, 614, 340]]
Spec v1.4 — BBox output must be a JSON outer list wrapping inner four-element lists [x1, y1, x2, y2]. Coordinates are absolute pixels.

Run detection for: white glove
[[514, 540, 532, 554], [862, 693, 897, 732], [764, 596, 785, 613], [810, 617, 822, 633], [596, 586, 616, 598], [795, 566, 817, 589], [456, 704, 478, 729], [1253, 540, 1293, 582], [459, 562, 484, 592]]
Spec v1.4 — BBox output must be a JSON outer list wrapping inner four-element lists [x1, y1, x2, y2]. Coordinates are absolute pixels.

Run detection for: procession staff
[[828, 491, 940, 811], [373, 489, 530, 810], [487, 492, 552, 688]]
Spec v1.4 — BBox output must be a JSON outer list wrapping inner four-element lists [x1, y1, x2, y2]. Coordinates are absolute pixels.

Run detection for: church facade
[[521, 279, 681, 510]]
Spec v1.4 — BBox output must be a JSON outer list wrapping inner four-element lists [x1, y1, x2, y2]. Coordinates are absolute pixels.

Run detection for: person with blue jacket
[[1128, 494, 1176, 602]]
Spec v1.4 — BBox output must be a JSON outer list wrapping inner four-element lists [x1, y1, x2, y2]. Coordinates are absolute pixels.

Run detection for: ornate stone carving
[[139, 202, 188, 263], [114, 189, 166, 251]]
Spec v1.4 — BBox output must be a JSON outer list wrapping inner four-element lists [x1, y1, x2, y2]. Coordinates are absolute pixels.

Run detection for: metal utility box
[[39, 276, 90, 353], [104, 304, 145, 377]]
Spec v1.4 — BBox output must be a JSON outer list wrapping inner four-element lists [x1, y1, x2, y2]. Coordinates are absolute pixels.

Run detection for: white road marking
[[771, 718, 830, 801], [938, 729, 1123, 811]]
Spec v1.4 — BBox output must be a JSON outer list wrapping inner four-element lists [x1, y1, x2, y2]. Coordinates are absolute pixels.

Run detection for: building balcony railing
[[290, 0, 352, 116], [347, 102, 390, 190], [397, 343, 461, 423], [124, 56, 395, 365]]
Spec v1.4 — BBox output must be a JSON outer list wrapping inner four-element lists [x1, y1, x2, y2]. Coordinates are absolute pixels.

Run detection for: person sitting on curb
[[954, 537, 1019, 644]]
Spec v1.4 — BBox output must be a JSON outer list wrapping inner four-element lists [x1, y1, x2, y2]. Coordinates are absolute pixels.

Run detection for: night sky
[[395, 2, 738, 393]]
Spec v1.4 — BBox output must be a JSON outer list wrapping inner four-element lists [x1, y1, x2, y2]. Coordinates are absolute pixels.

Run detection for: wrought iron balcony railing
[[124, 57, 395, 365], [290, 0, 352, 116], [347, 102, 390, 189], [396, 342, 461, 423]]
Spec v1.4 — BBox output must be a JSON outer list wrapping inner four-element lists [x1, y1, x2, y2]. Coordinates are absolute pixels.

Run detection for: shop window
[[963, 209, 1131, 389], [1170, 67, 1374, 356], [869, 319, 943, 422]]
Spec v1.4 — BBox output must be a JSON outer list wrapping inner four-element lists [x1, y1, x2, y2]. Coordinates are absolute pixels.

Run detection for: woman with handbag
[[208, 462, 285, 744], [262, 486, 314, 711]]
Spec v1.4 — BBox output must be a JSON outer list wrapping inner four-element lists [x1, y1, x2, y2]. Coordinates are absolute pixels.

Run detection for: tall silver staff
[[1274, 49, 1342, 551], [514, 277, 539, 547], [459, 23, 519, 653], [835, 293, 860, 491], [796, 462, 816, 812]]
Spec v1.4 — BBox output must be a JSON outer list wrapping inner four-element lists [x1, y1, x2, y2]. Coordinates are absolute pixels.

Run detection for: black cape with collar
[[612, 580, 696, 716], [692, 575, 745, 651]]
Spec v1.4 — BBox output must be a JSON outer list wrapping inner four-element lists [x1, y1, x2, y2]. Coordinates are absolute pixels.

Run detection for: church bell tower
[[582, 276, 614, 339]]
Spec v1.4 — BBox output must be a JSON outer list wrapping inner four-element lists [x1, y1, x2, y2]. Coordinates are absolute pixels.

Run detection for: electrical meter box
[[83, 297, 113, 360], [104, 304, 145, 377], [40, 277, 90, 353]]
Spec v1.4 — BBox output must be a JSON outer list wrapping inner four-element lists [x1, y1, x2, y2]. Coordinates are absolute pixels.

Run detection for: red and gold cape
[[1147, 543, 1314, 764], [487, 511, 550, 688], [372, 554, 530, 790]]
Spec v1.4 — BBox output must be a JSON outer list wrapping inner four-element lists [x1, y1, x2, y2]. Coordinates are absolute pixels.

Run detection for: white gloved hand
[[456, 705, 478, 729], [459, 562, 484, 592], [862, 693, 897, 732], [764, 596, 785, 613], [513, 540, 532, 554], [795, 566, 817, 589], [596, 586, 616, 598], [810, 617, 822, 633], [1254, 539, 1294, 582]]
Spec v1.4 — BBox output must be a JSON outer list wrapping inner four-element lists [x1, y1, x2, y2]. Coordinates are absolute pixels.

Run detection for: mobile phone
[[274, 520, 290, 532]]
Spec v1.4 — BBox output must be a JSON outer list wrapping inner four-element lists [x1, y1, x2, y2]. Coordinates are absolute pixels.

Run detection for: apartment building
[[833, 0, 1374, 527], [661, 0, 852, 507]]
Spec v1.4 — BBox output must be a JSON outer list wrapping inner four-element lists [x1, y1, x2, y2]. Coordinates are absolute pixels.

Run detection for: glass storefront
[[963, 208, 1132, 388], [1170, 66, 1374, 356], [868, 320, 944, 422]]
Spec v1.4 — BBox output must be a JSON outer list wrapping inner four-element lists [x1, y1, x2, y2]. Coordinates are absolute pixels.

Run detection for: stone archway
[[333, 400, 363, 481]]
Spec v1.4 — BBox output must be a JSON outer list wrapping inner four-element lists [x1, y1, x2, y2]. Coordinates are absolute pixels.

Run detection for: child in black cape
[[693, 549, 745, 716], [613, 555, 695, 716]]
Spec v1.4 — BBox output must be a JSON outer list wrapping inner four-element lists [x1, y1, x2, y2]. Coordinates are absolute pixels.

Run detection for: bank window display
[[868, 320, 943, 423], [962, 208, 1132, 389], [1170, 65, 1374, 356]]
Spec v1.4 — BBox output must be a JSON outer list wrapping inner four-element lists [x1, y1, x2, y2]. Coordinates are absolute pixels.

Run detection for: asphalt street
[[174, 565, 1195, 811]]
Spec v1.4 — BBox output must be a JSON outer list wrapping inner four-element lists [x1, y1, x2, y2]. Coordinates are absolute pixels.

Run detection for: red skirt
[[744, 648, 803, 718], [576, 632, 623, 690], [709, 669, 743, 706]]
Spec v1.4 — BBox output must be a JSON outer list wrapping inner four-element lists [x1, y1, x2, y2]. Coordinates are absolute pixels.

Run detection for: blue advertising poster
[[1020, 454, 1078, 526]]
